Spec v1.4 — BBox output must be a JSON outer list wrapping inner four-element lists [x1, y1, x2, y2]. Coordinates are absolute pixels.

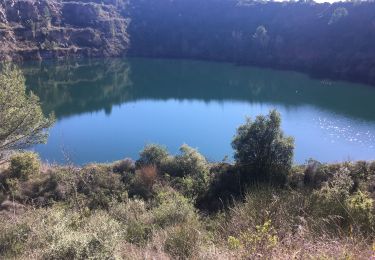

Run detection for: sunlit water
[[22, 58, 375, 165]]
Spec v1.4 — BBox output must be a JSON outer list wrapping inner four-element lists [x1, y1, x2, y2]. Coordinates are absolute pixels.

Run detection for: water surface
[[22, 58, 375, 165]]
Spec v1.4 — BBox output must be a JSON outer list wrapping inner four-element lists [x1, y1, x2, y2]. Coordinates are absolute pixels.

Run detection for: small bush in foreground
[[152, 189, 196, 228], [164, 224, 200, 259], [9, 152, 40, 181]]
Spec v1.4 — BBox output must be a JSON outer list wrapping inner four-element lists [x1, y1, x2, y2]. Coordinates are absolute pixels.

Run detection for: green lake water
[[22, 57, 375, 165]]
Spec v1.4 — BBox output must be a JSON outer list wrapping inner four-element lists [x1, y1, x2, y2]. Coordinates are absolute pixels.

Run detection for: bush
[[10, 172, 61, 205], [152, 189, 196, 228], [136, 144, 169, 167], [196, 163, 241, 211], [77, 165, 126, 209], [112, 158, 135, 174], [232, 110, 294, 186], [33, 208, 124, 259], [239, 220, 278, 256], [303, 159, 332, 189], [164, 144, 209, 178], [125, 220, 152, 245], [287, 165, 305, 188], [129, 165, 158, 199], [109, 199, 153, 244], [0, 222, 30, 257], [223, 187, 305, 238], [164, 224, 200, 259], [162, 144, 210, 199], [9, 152, 40, 180], [346, 191, 374, 233], [312, 169, 352, 210]]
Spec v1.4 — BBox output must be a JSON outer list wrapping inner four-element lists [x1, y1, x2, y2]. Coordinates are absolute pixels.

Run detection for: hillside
[[1, 0, 375, 84], [0, 0, 129, 60], [128, 0, 375, 85]]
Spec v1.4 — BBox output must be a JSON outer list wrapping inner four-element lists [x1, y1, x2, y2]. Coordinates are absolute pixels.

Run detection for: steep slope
[[0, 0, 129, 61]]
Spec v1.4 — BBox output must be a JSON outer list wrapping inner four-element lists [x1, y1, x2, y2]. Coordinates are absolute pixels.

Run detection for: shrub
[[35, 208, 124, 259], [164, 224, 200, 259], [109, 199, 153, 245], [77, 165, 126, 209], [310, 168, 355, 231], [125, 220, 152, 245], [197, 163, 241, 211], [162, 144, 210, 199], [166, 144, 209, 178], [9, 152, 40, 180], [304, 159, 331, 188], [152, 189, 196, 228], [227, 236, 241, 250], [239, 220, 278, 256], [287, 165, 305, 188], [0, 222, 30, 257], [232, 110, 294, 186], [346, 191, 374, 233], [9, 172, 61, 205], [136, 144, 169, 167], [112, 158, 135, 174], [129, 165, 158, 199]]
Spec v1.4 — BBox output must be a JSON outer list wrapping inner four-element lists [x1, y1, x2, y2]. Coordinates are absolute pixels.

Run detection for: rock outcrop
[[0, 0, 129, 61]]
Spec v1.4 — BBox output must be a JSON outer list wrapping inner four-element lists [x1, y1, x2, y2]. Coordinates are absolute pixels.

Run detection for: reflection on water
[[22, 58, 375, 164]]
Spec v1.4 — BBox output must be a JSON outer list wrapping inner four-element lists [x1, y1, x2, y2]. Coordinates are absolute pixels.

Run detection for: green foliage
[[40, 209, 123, 260], [9, 152, 40, 181], [162, 145, 208, 177], [0, 64, 54, 162], [196, 163, 241, 211], [164, 224, 200, 259], [346, 191, 374, 233], [232, 110, 294, 185], [109, 199, 152, 244], [227, 235, 241, 250], [287, 165, 305, 188], [78, 165, 126, 209], [162, 144, 210, 199], [311, 169, 354, 221], [0, 222, 30, 257], [136, 144, 169, 167], [152, 189, 196, 228], [239, 220, 278, 255]]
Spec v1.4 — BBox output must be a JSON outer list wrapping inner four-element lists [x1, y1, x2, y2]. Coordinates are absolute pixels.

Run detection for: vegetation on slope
[[1, 49, 375, 260], [0, 135, 374, 258]]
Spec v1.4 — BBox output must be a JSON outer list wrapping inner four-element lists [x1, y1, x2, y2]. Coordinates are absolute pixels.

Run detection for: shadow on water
[[22, 57, 375, 123]]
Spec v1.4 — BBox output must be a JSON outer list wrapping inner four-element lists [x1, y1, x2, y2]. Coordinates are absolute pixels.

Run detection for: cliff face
[[0, 0, 129, 61]]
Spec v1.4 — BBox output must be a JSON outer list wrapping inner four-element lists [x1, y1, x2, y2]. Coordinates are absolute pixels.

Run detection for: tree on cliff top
[[0, 63, 54, 163]]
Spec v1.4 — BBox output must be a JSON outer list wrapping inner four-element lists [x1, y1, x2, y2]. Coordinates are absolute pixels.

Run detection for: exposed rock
[[0, 0, 129, 61]]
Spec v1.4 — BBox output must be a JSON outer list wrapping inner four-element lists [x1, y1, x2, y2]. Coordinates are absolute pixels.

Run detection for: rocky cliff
[[0, 0, 129, 61]]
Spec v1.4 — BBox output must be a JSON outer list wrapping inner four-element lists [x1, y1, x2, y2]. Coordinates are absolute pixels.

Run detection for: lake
[[22, 57, 375, 165]]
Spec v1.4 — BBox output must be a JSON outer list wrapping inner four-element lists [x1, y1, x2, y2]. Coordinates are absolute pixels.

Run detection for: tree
[[0, 64, 54, 163], [232, 110, 294, 185]]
